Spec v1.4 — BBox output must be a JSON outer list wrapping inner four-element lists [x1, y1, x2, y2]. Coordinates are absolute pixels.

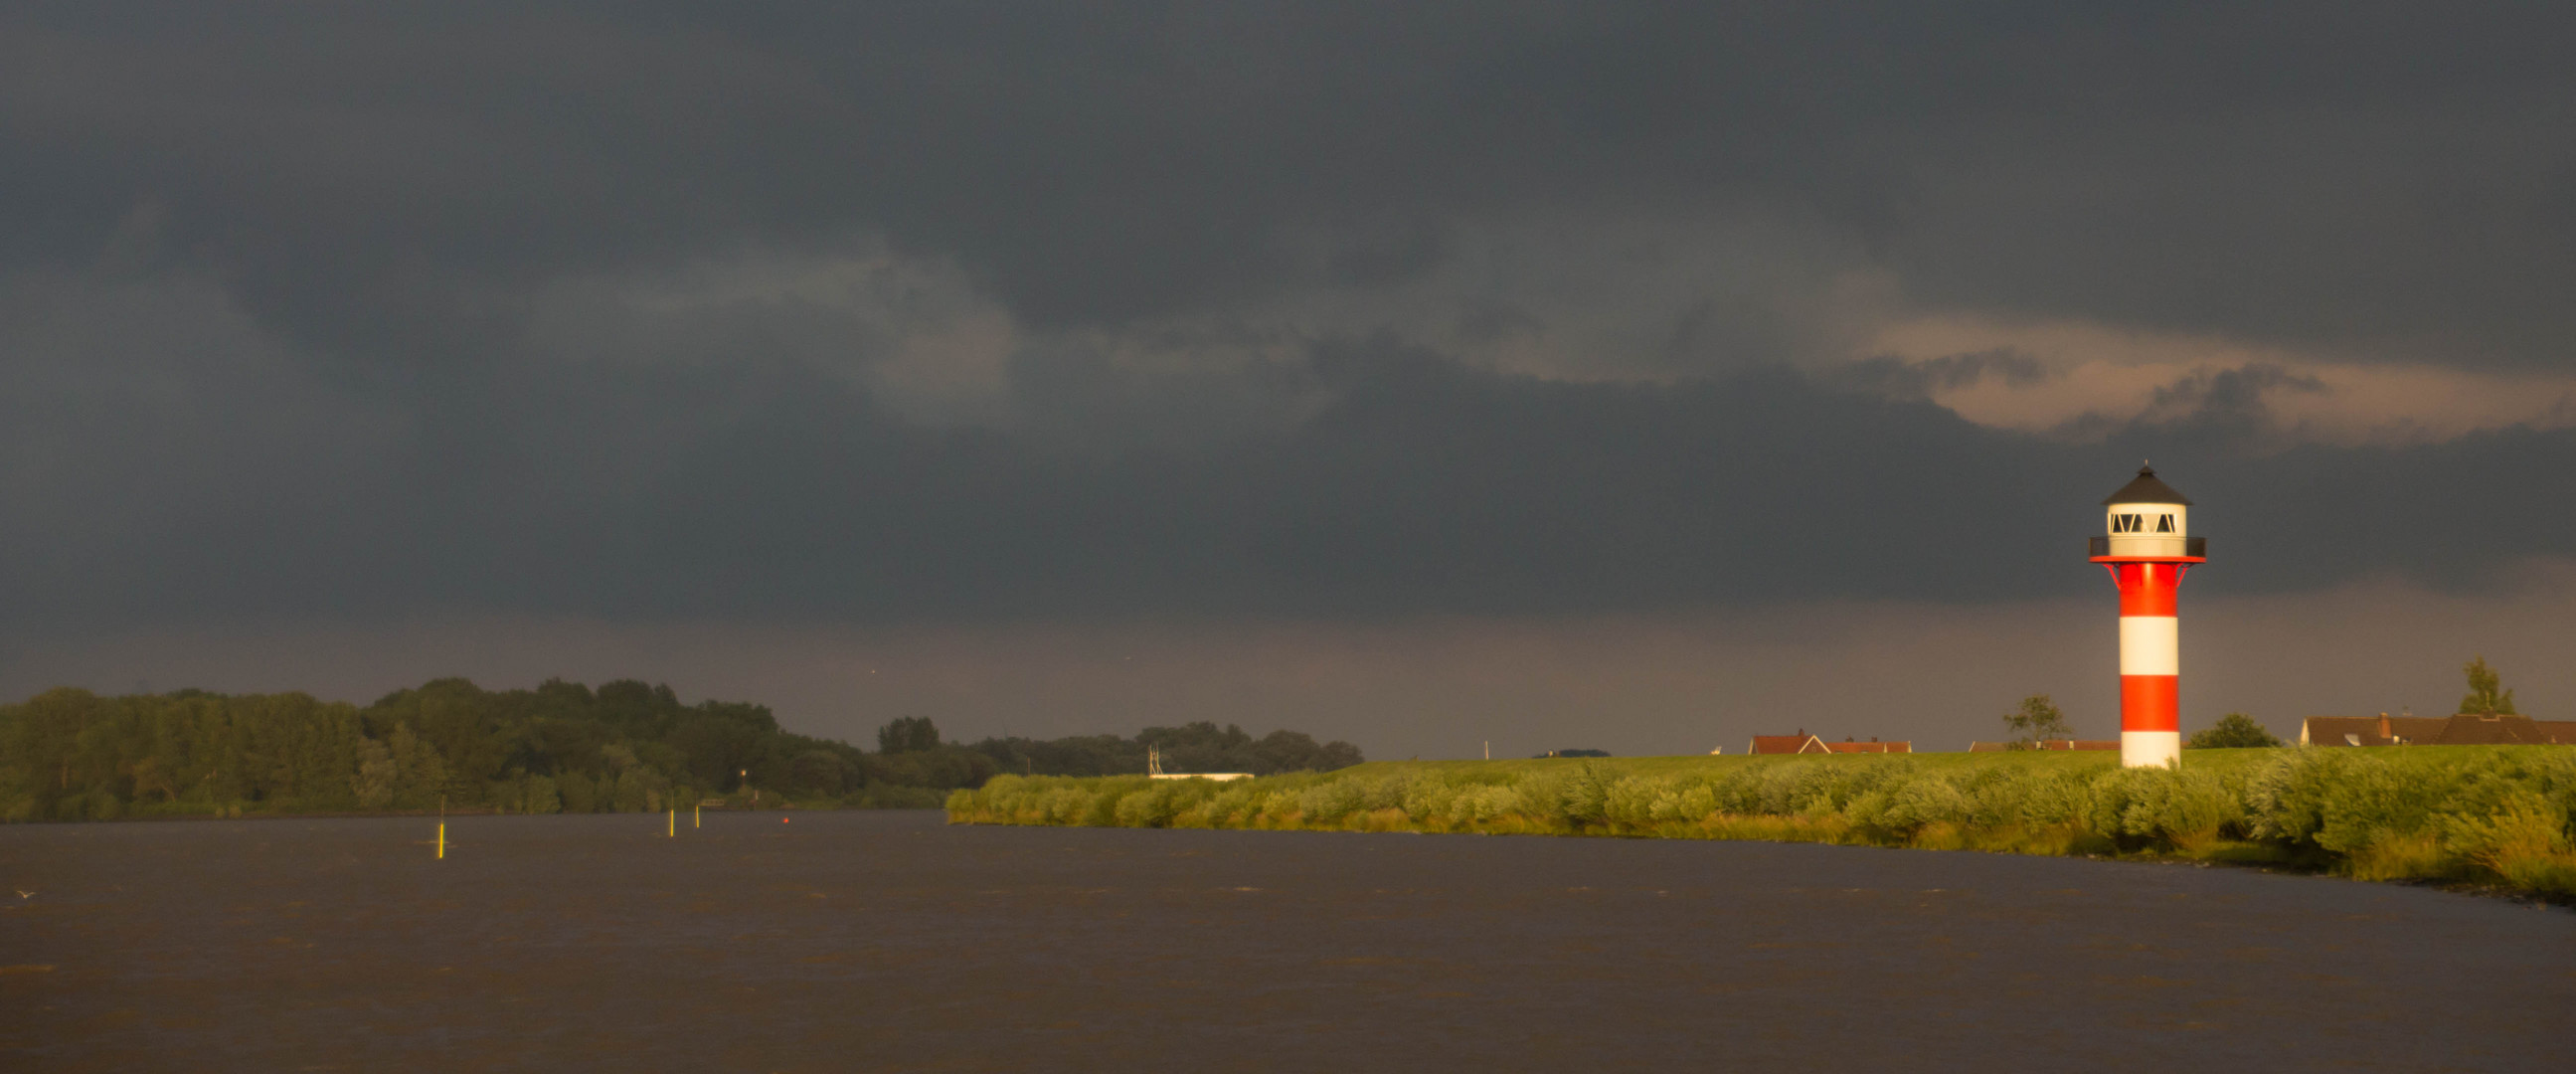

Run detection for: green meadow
[[946, 747, 2576, 901]]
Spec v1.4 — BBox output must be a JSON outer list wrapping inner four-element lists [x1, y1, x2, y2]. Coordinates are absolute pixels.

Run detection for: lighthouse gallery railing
[[2089, 536, 2206, 558]]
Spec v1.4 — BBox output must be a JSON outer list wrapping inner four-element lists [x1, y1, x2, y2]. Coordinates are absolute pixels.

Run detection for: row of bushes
[[945, 748, 2576, 900], [1, 680, 985, 823]]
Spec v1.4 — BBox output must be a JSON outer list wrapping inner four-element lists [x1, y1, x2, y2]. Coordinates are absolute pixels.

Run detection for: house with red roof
[[1748, 731, 1827, 755], [2300, 712, 2576, 747], [1748, 731, 1911, 755]]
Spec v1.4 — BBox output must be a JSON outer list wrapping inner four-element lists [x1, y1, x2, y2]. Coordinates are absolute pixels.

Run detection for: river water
[[4, 810, 2570, 1071]]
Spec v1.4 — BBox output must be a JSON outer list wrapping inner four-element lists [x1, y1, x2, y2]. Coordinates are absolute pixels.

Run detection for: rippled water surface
[[4, 811, 2572, 1072]]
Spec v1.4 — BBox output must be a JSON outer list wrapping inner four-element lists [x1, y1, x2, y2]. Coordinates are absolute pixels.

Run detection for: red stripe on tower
[[2091, 466, 2205, 768], [2118, 676, 2180, 732]]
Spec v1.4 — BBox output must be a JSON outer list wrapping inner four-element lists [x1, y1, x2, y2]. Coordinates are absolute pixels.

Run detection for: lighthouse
[[2090, 464, 2206, 768]]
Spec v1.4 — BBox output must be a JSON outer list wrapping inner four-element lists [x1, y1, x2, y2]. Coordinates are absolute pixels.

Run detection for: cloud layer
[[5, 5, 2573, 744]]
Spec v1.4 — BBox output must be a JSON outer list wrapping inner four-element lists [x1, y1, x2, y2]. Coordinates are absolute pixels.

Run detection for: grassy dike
[[946, 747, 2576, 901]]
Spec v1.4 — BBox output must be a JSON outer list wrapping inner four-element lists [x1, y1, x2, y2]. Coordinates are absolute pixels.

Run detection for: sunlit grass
[[948, 746, 2576, 901]]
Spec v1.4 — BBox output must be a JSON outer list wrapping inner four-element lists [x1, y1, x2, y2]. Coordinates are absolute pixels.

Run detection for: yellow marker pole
[[667, 808, 675, 837], [436, 822, 445, 859], [693, 804, 701, 829]]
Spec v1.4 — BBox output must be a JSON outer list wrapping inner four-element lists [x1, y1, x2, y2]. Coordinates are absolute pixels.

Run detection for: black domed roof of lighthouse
[[2101, 463, 2192, 505]]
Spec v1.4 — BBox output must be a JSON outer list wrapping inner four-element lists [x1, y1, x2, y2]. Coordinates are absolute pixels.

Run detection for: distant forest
[[0, 678, 1363, 822]]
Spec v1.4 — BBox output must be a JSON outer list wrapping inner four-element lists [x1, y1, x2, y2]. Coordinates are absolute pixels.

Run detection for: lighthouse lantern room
[[2090, 464, 2206, 769]]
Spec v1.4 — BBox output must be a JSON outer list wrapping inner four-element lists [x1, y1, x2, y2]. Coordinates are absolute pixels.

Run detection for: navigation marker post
[[2089, 464, 2207, 768]]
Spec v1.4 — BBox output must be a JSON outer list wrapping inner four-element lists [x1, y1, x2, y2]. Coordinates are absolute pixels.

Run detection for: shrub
[[2442, 792, 2576, 895], [1877, 775, 1971, 834], [1294, 779, 1367, 824], [1113, 783, 1180, 827], [2187, 713, 2285, 749], [2113, 768, 2243, 848], [2345, 830, 2453, 882], [946, 750, 2576, 900]]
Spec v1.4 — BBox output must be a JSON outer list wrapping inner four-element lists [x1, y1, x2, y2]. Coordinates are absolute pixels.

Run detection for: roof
[[1748, 734, 1827, 755], [2102, 464, 2193, 506], [2301, 715, 2445, 746], [2433, 715, 2572, 746], [2301, 714, 2576, 747], [1750, 734, 1911, 755]]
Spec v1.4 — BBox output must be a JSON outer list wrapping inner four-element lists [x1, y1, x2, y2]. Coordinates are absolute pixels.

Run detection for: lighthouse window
[[2156, 514, 2173, 533], [2113, 514, 2144, 533]]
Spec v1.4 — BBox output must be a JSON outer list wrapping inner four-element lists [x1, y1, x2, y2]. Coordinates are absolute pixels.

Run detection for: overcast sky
[[5, 3, 2572, 755]]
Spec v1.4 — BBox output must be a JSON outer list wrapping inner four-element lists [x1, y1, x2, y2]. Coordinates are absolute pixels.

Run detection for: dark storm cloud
[[1838, 349, 2053, 398], [7, 3, 2573, 357], [7, 331, 2574, 626], [3, 3, 2573, 629]]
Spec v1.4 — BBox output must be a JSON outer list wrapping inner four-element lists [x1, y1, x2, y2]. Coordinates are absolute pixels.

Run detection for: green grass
[[945, 747, 2576, 902], [1332, 748, 2288, 778]]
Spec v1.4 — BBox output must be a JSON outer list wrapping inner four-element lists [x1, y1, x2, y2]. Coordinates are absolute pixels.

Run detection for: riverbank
[[945, 747, 2576, 901]]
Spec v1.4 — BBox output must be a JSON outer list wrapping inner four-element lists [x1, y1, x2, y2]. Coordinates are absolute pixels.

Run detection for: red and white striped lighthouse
[[2090, 465, 2206, 768]]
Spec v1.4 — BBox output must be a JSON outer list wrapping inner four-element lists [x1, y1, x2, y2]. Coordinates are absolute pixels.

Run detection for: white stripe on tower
[[2123, 731, 2182, 769], [2118, 617, 2177, 675]]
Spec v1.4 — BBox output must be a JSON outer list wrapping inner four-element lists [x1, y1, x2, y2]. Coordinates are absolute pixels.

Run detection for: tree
[[877, 716, 942, 754], [2186, 713, 2283, 749], [787, 749, 849, 795], [2002, 694, 2070, 749], [2460, 656, 2518, 715], [1250, 729, 1366, 774]]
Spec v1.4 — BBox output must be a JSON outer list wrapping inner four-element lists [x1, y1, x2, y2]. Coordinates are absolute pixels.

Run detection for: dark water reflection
[[4, 811, 2571, 1072]]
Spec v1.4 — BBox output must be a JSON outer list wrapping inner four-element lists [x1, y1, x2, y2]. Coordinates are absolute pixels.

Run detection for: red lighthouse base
[[2096, 557, 2200, 768]]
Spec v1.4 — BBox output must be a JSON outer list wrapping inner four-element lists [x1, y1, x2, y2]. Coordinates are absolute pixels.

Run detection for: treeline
[[0, 679, 1364, 822], [2, 679, 904, 821], [959, 719, 1363, 779]]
